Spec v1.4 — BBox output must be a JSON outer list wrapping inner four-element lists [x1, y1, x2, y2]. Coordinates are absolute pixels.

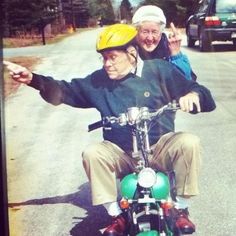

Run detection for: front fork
[[126, 199, 174, 236]]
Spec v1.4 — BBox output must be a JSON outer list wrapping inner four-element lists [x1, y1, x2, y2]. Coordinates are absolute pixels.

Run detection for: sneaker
[[103, 214, 127, 236], [170, 208, 196, 234]]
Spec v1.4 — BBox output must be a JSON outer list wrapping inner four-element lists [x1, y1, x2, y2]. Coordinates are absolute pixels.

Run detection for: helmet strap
[[126, 46, 138, 75]]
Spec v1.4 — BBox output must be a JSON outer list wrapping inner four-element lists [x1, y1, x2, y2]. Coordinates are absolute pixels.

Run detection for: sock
[[174, 196, 190, 210], [103, 201, 122, 217]]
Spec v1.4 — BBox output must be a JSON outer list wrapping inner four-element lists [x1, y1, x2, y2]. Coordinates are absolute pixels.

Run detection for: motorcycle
[[88, 102, 185, 236]]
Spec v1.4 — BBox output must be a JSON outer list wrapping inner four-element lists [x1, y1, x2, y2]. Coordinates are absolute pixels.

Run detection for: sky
[[130, 0, 142, 6]]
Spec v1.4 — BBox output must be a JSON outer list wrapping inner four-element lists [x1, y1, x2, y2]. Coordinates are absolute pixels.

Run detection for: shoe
[[103, 214, 127, 236], [171, 208, 196, 234]]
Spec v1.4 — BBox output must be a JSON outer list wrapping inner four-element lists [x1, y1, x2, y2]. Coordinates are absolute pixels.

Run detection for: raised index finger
[[170, 22, 178, 35], [3, 60, 23, 73], [3, 60, 13, 67], [3, 60, 19, 69]]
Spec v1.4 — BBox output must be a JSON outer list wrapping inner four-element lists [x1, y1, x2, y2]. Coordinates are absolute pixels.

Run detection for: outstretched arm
[[3, 60, 33, 84], [4, 60, 96, 108]]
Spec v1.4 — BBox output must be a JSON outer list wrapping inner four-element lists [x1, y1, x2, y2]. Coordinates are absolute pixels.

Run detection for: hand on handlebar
[[179, 92, 201, 113], [3, 60, 33, 84]]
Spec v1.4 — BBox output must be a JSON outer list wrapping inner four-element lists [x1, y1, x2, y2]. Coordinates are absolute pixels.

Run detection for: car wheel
[[233, 39, 236, 47], [186, 27, 195, 47], [199, 29, 211, 52]]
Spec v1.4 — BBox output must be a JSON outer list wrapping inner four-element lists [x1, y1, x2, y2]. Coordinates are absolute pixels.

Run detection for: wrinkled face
[[101, 50, 134, 80], [136, 21, 162, 52]]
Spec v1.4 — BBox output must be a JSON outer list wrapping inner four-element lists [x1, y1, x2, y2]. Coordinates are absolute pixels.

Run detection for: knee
[[178, 132, 200, 150], [176, 133, 201, 168], [82, 143, 101, 163], [172, 133, 201, 178]]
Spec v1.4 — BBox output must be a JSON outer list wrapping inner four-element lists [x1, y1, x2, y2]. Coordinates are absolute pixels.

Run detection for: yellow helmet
[[96, 24, 137, 52]]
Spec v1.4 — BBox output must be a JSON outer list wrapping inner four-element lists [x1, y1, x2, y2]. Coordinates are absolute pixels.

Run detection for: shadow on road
[[8, 182, 111, 236]]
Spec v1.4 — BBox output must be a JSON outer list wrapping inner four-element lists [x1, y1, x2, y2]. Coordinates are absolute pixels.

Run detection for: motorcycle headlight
[[138, 168, 157, 188]]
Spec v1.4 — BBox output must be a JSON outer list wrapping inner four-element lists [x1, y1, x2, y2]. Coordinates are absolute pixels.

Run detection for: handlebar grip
[[88, 120, 103, 132]]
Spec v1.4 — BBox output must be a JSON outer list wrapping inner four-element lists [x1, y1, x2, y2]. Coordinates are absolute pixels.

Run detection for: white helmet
[[132, 5, 166, 28]]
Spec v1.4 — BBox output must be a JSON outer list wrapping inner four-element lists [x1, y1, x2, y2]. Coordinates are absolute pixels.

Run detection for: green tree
[[61, 0, 89, 28], [3, 0, 57, 37], [88, 0, 115, 24], [138, 0, 199, 26], [120, 0, 133, 23], [181, 0, 199, 18]]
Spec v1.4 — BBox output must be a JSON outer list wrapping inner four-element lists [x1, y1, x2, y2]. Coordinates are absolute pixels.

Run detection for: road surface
[[3, 28, 236, 236]]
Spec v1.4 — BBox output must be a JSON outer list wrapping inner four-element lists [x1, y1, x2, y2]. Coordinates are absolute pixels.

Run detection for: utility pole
[[40, 17, 46, 45], [70, 0, 76, 31], [57, 0, 65, 31]]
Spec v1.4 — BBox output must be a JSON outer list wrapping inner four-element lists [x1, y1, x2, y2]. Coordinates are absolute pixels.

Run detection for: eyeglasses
[[100, 52, 127, 65], [139, 29, 161, 38]]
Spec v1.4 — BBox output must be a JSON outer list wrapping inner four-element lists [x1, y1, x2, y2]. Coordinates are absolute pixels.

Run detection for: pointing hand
[[3, 60, 33, 84]]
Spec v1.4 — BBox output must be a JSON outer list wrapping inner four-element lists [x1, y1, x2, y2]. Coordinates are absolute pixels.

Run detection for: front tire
[[186, 27, 196, 47], [233, 39, 236, 48], [199, 29, 211, 52]]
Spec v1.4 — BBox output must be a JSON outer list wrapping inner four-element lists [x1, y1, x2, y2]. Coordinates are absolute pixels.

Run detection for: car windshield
[[216, 0, 236, 13]]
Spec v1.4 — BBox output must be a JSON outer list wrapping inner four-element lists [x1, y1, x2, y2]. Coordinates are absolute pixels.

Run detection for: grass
[[3, 27, 95, 48], [3, 57, 41, 97], [3, 33, 76, 48]]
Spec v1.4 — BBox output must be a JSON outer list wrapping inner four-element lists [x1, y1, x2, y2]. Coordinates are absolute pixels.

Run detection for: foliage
[[120, 0, 133, 22], [2, 0, 58, 36], [2, 0, 91, 36], [137, 0, 199, 26], [2, 0, 201, 36], [88, 0, 116, 24], [61, 0, 89, 27]]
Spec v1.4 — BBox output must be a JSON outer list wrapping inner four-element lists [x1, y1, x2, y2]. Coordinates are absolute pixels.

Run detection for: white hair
[[132, 5, 166, 31]]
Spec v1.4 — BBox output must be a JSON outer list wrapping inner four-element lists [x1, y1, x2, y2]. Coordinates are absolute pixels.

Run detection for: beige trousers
[[82, 132, 201, 206]]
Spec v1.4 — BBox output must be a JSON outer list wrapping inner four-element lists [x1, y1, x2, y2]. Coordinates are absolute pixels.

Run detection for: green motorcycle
[[89, 102, 184, 236]]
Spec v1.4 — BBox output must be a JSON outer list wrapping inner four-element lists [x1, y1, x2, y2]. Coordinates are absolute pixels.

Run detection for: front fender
[[137, 230, 160, 236]]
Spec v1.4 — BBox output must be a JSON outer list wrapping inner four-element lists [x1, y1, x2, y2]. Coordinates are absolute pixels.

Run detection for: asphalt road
[[3, 28, 236, 236]]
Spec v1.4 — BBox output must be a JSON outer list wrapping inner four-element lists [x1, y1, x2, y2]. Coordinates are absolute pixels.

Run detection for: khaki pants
[[82, 132, 201, 206]]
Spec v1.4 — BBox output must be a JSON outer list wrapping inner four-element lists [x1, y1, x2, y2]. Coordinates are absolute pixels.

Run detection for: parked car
[[186, 0, 236, 51]]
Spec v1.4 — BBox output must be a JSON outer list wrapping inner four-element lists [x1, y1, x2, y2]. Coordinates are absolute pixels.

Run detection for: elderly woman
[[132, 5, 197, 81]]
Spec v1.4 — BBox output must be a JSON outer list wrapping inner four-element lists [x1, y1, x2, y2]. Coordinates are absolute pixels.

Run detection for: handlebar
[[88, 102, 180, 132], [88, 117, 118, 132]]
